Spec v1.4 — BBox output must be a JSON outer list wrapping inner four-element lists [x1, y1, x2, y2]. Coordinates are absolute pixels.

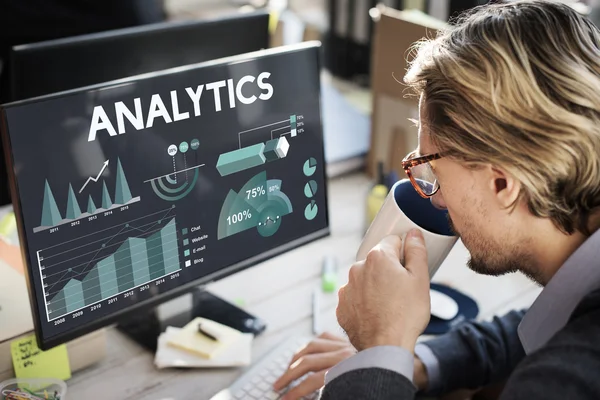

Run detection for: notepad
[[166, 317, 243, 359], [10, 334, 71, 381], [155, 327, 252, 369]]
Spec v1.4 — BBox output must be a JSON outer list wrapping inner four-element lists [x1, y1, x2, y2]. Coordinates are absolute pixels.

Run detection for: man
[[273, 0, 600, 398]]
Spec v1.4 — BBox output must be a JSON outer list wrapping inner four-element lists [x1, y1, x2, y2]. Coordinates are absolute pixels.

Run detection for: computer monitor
[[0, 10, 269, 207], [0, 42, 329, 350], [8, 11, 271, 101]]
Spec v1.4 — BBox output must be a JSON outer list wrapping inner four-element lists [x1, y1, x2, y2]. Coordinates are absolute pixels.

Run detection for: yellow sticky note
[[11, 335, 71, 381], [0, 212, 16, 238], [269, 11, 280, 35]]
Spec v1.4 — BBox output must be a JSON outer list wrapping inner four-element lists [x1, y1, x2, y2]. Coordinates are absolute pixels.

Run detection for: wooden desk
[[65, 172, 540, 399]]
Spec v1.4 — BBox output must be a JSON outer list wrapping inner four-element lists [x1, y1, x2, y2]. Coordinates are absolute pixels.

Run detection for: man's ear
[[489, 166, 520, 208]]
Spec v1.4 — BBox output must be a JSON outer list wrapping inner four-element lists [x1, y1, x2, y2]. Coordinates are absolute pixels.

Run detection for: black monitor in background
[[9, 11, 271, 101], [1, 42, 329, 350], [0, 10, 270, 207]]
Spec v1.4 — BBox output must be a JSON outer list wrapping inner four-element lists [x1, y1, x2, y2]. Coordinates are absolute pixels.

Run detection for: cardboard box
[[367, 6, 447, 177]]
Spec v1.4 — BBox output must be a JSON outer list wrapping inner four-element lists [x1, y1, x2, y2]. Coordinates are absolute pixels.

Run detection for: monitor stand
[[116, 288, 267, 351]]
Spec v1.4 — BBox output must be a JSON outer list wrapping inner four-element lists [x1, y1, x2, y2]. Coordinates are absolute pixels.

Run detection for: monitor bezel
[[0, 41, 330, 350]]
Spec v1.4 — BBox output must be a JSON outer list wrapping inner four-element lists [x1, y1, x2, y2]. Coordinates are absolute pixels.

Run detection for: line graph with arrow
[[79, 160, 110, 193]]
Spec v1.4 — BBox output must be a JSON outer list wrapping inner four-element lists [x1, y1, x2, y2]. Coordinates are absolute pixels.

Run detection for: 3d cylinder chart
[[216, 115, 304, 176]]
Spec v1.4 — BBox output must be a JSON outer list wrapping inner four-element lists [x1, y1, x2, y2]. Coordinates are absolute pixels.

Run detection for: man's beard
[[447, 214, 540, 282]]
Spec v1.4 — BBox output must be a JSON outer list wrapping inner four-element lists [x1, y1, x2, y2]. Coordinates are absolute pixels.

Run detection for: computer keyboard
[[210, 335, 320, 400]]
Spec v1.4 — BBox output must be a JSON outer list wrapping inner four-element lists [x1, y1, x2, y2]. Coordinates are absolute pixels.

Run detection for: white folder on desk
[[154, 327, 253, 369]]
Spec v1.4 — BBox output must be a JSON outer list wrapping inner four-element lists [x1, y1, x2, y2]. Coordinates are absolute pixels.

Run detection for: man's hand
[[336, 229, 431, 352], [273, 332, 356, 400]]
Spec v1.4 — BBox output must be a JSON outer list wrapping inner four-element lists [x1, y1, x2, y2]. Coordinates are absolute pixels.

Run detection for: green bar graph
[[49, 290, 66, 318], [147, 230, 165, 280], [98, 255, 119, 299], [115, 239, 135, 292], [82, 267, 102, 305], [130, 237, 151, 286], [161, 219, 180, 274], [64, 280, 85, 313], [46, 217, 181, 319]]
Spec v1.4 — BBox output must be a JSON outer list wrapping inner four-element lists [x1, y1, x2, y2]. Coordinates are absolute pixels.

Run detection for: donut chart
[[217, 171, 293, 239]]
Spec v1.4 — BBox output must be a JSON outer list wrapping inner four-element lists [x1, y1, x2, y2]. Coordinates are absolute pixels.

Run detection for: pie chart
[[304, 180, 318, 198], [304, 200, 318, 221], [303, 157, 317, 177]]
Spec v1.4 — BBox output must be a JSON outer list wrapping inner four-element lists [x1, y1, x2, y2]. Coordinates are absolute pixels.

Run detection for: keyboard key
[[258, 382, 271, 392], [243, 384, 253, 392], [251, 376, 261, 385], [249, 389, 263, 398], [260, 369, 270, 377], [265, 374, 276, 384], [234, 391, 246, 399], [265, 392, 280, 400]]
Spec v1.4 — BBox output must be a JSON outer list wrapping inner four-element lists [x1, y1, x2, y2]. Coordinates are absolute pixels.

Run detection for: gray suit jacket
[[320, 288, 600, 399]]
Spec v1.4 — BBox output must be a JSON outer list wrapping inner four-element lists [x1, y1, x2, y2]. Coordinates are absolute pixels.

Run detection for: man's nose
[[430, 191, 447, 210]]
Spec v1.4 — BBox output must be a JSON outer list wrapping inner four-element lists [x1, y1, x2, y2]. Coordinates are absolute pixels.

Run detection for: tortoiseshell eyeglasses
[[401, 150, 443, 198]]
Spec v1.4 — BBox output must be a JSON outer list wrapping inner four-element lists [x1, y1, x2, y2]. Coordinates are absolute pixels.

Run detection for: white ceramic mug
[[356, 179, 458, 278]]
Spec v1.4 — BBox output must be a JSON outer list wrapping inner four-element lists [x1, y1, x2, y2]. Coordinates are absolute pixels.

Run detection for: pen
[[312, 288, 320, 335], [197, 323, 219, 341]]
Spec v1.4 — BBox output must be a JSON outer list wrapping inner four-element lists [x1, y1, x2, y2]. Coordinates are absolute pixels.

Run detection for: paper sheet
[[155, 326, 252, 369]]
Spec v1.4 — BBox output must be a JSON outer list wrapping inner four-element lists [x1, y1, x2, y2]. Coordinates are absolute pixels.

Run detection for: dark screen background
[[1, 45, 329, 346]]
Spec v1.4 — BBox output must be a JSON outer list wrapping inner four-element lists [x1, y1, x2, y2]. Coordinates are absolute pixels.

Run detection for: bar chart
[[39, 207, 181, 321]]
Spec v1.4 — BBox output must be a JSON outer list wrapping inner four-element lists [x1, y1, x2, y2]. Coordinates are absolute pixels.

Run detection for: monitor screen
[[1, 42, 329, 349], [9, 11, 270, 101]]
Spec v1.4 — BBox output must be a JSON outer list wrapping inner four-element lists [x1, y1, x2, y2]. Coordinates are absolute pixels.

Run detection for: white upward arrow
[[79, 160, 110, 194]]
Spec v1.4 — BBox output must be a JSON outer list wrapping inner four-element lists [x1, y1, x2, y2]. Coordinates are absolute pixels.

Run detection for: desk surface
[[66, 172, 541, 399]]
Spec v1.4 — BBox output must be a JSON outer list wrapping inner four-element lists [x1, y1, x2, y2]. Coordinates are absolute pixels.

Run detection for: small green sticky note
[[11, 334, 71, 381], [234, 298, 246, 307], [184, 249, 190, 257], [183, 239, 189, 246]]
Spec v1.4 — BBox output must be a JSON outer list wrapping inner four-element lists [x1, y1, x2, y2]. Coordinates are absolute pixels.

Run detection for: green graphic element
[[179, 141, 189, 153], [303, 158, 317, 177], [82, 267, 102, 305], [184, 249, 190, 257], [182, 228, 188, 235], [87, 195, 97, 214], [304, 180, 318, 198], [191, 139, 200, 150], [218, 171, 293, 239], [48, 218, 180, 319], [41, 179, 63, 226], [305, 200, 318, 221], [216, 143, 266, 176], [150, 167, 199, 201], [290, 115, 298, 136], [63, 279, 85, 313], [264, 137, 290, 162], [114, 158, 133, 204], [256, 207, 282, 237], [65, 184, 82, 220], [101, 181, 113, 209]]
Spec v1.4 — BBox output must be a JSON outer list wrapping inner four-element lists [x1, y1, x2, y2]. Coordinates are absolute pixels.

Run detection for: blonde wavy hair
[[404, 0, 600, 235]]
